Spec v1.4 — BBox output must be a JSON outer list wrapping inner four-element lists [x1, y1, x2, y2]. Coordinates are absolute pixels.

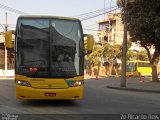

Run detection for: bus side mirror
[[5, 31, 12, 50], [84, 34, 94, 55]]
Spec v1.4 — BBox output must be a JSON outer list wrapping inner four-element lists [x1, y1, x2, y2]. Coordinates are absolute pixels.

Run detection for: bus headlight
[[15, 80, 31, 87], [66, 80, 84, 87]]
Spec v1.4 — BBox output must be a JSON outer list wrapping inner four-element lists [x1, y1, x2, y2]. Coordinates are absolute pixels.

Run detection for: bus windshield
[[15, 18, 84, 78], [126, 62, 136, 72]]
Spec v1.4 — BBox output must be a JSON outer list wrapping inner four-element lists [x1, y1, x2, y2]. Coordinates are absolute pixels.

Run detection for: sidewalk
[[0, 69, 14, 80], [107, 79, 160, 93], [85, 74, 160, 93]]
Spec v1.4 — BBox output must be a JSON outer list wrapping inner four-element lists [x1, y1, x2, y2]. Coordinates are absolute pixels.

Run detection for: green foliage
[[138, 50, 148, 61], [119, 0, 160, 81], [85, 41, 123, 66], [127, 50, 137, 60], [85, 40, 148, 66], [85, 40, 136, 63], [85, 44, 104, 65], [120, 0, 160, 64], [127, 49, 148, 61]]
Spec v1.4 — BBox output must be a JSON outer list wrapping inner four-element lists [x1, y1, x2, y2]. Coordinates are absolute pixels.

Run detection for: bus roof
[[127, 60, 150, 63], [17, 15, 81, 21]]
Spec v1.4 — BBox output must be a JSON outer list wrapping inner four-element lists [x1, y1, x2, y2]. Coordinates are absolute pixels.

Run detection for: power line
[[73, 6, 119, 21], [0, 3, 28, 15], [73, 5, 117, 18], [0, 3, 120, 32], [81, 7, 119, 21], [74, 8, 107, 18], [0, 23, 5, 30], [0, 3, 120, 22]]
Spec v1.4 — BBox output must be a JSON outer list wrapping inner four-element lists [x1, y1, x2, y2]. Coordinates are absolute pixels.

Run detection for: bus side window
[[138, 62, 143, 67], [144, 63, 151, 67]]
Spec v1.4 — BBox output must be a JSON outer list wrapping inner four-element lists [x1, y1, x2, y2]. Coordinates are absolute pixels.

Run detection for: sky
[[0, 0, 117, 39]]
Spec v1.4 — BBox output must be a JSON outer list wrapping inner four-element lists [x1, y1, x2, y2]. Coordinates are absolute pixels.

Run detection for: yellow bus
[[126, 60, 152, 77], [5, 16, 94, 100]]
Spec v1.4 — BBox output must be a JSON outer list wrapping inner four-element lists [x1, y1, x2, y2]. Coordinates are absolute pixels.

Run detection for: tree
[[84, 43, 104, 76], [138, 50, 149, 61], [119, 0, 160, 82]]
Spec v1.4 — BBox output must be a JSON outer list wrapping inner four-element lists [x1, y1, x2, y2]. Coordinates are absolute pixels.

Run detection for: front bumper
[[16, 85, 83, 100]]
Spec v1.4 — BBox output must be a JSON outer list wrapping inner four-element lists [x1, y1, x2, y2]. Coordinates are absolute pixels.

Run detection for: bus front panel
[[15, 75, 84, 100], [15, 16, 84, 100]]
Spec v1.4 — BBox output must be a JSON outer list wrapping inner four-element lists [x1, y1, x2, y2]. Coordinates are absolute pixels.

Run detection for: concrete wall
[[0, 69, 14, 78]]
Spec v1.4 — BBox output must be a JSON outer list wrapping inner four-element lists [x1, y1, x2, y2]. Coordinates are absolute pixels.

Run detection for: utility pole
[[120, 0, 128, 87], [5, 12, 8, 71], [104, 0, 106, 20]]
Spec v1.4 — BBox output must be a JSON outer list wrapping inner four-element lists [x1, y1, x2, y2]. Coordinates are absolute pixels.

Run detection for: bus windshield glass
[[126, 62, 136, 72], [16, 18, 84, 78]]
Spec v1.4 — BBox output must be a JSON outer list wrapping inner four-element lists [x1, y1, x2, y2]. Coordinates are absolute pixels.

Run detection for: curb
[[106, 85, 160, 94], [0, 77, 14, 80]]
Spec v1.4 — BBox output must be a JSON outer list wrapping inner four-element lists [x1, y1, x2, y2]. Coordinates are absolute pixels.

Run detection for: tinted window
[[15, 18, 83, 78]]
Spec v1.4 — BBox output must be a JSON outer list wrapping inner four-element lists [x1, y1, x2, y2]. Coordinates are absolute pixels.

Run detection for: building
[[98, 13, 124, 45], [0, 32, 14, 70]]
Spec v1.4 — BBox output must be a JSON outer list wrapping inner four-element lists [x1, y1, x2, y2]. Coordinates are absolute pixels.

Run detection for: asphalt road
[[0, 77, 160, 119]]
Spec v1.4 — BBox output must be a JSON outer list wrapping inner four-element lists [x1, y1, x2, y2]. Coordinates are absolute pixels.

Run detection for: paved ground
[[0, 77, 160, 120], [85, 74, 160, 93], [1, 75, 160, 93]]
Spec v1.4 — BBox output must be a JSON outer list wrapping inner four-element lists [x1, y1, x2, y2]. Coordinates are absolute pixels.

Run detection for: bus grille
[[30, 81, 68, 89]]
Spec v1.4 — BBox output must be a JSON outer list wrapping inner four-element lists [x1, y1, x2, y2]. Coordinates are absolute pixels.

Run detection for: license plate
[[45, 93, 56, 97]]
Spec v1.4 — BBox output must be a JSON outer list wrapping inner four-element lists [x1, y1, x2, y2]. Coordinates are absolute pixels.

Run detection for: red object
[[96, 75, 98, 80], [29, 67, 38, 72]]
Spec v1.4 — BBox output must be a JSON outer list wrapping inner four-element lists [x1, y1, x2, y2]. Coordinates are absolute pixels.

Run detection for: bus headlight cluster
[[66, 80, 84, 87], [15, 80, 31, 87]]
